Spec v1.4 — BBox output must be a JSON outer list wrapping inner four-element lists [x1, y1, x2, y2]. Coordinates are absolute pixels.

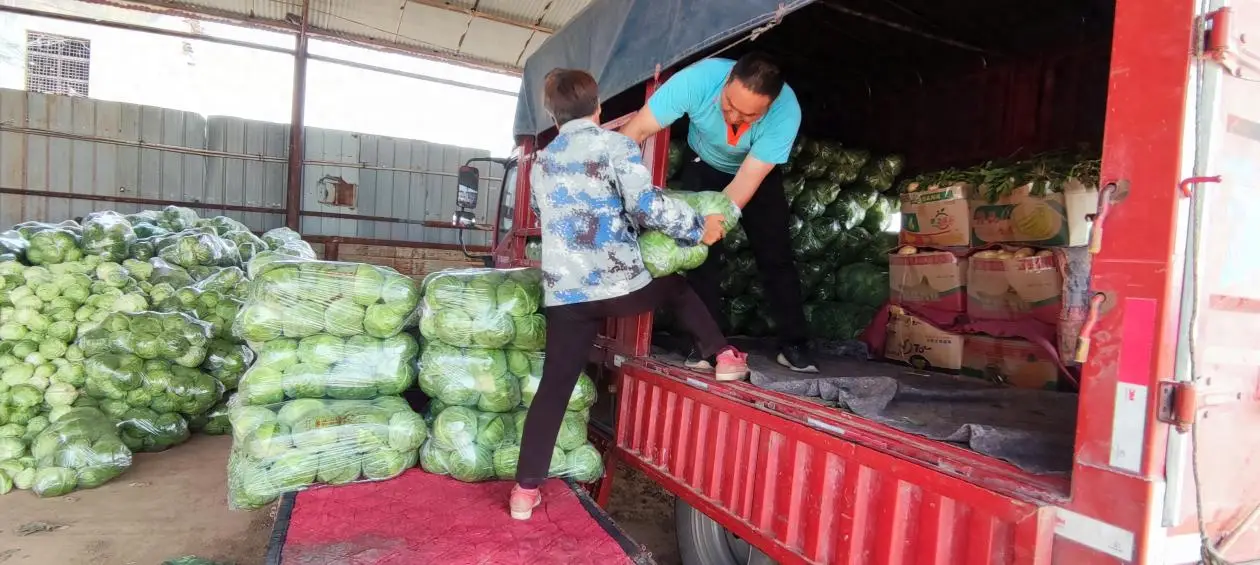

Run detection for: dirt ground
[[0, 436, 682, 565], [0, 435, 273, 565], [606, 465, 681, 565]]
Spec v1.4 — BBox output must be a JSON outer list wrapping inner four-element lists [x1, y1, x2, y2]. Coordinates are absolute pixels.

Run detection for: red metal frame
[[493, 1, 1259, 560]]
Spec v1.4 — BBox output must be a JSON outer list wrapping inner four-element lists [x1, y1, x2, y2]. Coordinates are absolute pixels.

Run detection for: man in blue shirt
[[623, 53, 817, 373]]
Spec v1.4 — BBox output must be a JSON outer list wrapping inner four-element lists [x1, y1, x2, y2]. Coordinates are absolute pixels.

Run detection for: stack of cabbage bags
[[226, 256, 426, 509], [416, 268, 604, 484], [638, 191, 741, 278]]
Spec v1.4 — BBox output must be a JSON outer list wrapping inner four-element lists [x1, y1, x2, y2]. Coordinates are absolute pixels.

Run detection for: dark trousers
[[679, 156, 809, 345], [516, 275, 725, 488]]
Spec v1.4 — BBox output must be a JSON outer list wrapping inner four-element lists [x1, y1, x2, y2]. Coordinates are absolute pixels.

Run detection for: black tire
[[675, 499, 777, 565]]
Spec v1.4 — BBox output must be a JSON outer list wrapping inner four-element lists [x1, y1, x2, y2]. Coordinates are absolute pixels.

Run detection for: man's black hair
[[728, 52, 784, 99]]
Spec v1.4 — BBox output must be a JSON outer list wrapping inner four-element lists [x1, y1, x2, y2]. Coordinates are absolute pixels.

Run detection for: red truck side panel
[[617, 364, 1055, 565]]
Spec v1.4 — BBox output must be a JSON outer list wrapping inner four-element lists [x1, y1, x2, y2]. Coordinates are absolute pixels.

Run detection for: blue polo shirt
[[647, 58, 801, 175]]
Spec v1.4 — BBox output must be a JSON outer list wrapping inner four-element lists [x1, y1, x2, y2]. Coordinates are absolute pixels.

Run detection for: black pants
[[679, 156, 809, 345], [516, 275, 726, 488]]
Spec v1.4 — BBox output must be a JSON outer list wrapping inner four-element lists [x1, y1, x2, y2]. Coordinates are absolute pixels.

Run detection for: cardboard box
[[884, 307, 964, 373], [899, 183, 972, 248], [968, 179, 1099, 247], [962, 335, 1059, 390], [888, 248, 967, 312], [966, 249, 1063, 323]]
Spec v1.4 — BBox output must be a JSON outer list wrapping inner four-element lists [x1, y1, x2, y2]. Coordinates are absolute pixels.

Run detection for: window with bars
[[25, 31, 91, 97]]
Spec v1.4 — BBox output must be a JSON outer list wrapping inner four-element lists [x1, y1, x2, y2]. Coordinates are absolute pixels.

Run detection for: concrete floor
[[0, 434, 682, 565]]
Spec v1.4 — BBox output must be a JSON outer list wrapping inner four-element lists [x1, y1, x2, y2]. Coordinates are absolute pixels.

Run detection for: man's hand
[[621, 106, 664, 145], [724, 156, 778, 209], [701, 215, 726, 245]]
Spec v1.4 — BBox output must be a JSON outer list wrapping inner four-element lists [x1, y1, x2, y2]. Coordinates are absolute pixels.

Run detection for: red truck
[[480, 0, 1260, 563]]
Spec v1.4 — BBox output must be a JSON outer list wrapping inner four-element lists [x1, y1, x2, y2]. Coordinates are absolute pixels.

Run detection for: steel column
[[284, 0, 311, 230]]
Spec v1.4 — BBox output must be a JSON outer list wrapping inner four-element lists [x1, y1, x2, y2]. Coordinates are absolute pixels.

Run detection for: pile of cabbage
[[661, 139, 903, 341], [416, 268, 604, 484], [637, 191, 741, 278], [226, 256, 425, 509], [0, 206, 315, 497]]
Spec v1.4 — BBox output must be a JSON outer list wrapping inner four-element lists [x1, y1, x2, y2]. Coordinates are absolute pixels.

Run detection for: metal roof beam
[[406, 0, 555, 34]]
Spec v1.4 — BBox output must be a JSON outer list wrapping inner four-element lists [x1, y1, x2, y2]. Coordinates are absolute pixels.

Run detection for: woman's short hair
[[543, 69, 599, 124]]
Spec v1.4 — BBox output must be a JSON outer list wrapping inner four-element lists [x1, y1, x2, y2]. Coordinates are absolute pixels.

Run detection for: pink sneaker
[[714, 347, 749, 382], [509, 484, 542, 520]]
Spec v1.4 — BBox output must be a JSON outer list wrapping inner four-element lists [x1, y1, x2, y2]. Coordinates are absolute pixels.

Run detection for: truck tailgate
[[617, 358, 1061, 565], [266, 470, 651, 565]]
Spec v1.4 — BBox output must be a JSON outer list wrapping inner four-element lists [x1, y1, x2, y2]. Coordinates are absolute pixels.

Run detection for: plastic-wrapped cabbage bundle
[[416, 343, 522, 413], [202, 339, 254, 390], [235, 333, 418, 404], [639, 231, 708, 278], [81, 211, 137, 262], [237, 258, 420, 342], [189, 397, 233, 435], [492, 409, 605, 483], [154, 229, 242, 269], [260, 227, 316, 259], [77, 312, 223, 452], [636, 191, 740, 278], [507, 350, 597, 412], [24, 226, 82, 265], [226, 396, 427, 509], [860, 154, 906, 193], [418, 268, 545, 351], [420, 405, 603, 483], [418, 405, 517, 483], [24, 407, 132, 497]]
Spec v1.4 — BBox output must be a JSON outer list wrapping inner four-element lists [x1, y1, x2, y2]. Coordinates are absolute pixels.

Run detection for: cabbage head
[[566, 443, 605, 482], [509, 315, 546, 352]]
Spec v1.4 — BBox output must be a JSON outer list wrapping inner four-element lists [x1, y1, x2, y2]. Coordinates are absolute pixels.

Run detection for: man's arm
[[724, 157, 777, 209], [621, 107, 664, 145], [620, 62, 706, 143]]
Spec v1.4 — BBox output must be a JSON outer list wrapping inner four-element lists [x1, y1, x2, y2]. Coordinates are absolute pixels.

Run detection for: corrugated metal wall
[[0, 87, 505, 247]]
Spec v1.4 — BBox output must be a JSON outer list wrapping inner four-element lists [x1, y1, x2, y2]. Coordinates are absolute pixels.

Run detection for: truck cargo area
[[595, 0, 1116, 502]]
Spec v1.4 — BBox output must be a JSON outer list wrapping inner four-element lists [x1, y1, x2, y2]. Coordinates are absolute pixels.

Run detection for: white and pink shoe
[[686, 347, 749, 381], [509, 484, 542, 520]]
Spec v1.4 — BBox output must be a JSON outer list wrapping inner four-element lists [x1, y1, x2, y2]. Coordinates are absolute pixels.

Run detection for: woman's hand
[[701, 215, 726, 245]]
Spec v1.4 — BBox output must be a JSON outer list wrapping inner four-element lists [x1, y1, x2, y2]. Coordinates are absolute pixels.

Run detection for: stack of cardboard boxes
[[884, 178, 1098, 390]]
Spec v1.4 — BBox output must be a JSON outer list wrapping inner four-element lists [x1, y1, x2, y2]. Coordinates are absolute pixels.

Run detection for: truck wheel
[[675, 499, 776, 565]]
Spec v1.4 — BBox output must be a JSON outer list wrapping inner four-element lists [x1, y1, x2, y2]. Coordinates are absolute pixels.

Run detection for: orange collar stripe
[[726, 122, 751, 146]]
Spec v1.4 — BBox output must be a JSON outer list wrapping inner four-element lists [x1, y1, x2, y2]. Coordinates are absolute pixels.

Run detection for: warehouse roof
[[100, 0, 595, 73]]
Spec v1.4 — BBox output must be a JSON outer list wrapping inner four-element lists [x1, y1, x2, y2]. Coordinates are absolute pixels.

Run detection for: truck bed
[[627, 336, 1073, 503], [650, 343, 1076, 475]]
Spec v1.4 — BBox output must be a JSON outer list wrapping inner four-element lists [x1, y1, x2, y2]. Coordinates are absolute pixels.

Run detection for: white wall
[[0, 0, 520, 156]]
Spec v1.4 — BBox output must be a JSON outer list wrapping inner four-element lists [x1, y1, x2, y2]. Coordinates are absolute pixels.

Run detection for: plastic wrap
[[416, 343, 522, 412], [236, 258, 420, 342], [260, 227, 316, 259], [226, 396, 427, 509], [637, 191, 740, 278], [418, 268, 545, 350], [81, 211, 137, 262], [419, 405, 604, 484], [189, 396, 233, 435], [235, 333, 417, 404], [25, 228, 82, 265], [76, 312, 223, 452], [154, 229, 242, 269], [202, 339, 254, 390], [25, 407, 132, 497], [1, 230, 28, 263]]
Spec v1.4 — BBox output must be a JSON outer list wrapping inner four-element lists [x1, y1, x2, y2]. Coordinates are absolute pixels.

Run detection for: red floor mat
[[272, 469, 643, 565]]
